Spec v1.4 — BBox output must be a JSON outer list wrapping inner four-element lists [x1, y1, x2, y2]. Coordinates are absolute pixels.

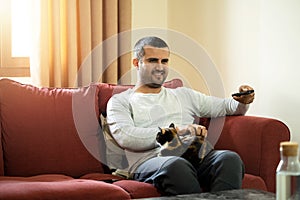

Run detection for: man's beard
[[145, 82, 163, 88], [146, 70, 166, 88]]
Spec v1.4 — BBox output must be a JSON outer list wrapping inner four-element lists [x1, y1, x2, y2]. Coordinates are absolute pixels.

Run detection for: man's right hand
[[177, 124, 207, 138]]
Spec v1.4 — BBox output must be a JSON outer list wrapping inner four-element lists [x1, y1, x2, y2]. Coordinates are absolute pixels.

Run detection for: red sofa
[[0, 78, 290, 199]]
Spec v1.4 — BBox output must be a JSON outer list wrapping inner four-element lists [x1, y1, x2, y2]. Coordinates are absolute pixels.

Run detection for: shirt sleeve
[[106, 92, 159, 152], [181, 88, 249, 118]]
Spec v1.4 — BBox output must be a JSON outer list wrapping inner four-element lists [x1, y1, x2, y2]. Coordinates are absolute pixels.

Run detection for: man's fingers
[[196, 125, 207, 137], [178, 124, 208, 137], [239, 85, 253, 92]]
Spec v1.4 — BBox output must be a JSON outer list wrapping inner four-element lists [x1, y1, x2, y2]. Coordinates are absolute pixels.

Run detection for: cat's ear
[[169, 123, 175, 128], [158, 127, 166, 134]]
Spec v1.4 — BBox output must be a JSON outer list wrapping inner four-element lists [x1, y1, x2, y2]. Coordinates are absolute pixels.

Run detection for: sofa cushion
[[80, 172, 124, 182], [0, 174, 73, 182], [79, 173, 161, 198], [0, 78, 107, 177], [242, 174, 267, 191], [114, 180, 161, 199], [0, 178, 130, 200]]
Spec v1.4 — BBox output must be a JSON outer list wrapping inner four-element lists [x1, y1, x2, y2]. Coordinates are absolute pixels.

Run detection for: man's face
[[136, 45, 169, 88]]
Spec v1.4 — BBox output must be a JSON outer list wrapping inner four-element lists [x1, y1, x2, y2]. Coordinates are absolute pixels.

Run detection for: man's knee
[[163, 157, 195, 173], [155, 157, 201, 195], [217, 151, 244, 173], [212, 151, 245, 190], [158, 157, 199, 180]]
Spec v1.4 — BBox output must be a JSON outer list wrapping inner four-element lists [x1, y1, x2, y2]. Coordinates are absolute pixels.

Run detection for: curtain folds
[[30, 0, 131, 87]]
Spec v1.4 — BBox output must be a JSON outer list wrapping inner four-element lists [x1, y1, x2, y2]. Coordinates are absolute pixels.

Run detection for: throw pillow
[[100, 114, 128, 170]]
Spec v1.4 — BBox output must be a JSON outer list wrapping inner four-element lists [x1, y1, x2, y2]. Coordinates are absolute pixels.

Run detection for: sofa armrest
[[206, 115, 290, 193]]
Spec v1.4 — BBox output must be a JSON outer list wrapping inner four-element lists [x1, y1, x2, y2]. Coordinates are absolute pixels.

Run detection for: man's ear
[[133, 58, 139, 68]]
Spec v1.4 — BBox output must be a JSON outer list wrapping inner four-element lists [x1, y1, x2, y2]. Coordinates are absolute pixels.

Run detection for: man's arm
[[181, 87, 252, 118]]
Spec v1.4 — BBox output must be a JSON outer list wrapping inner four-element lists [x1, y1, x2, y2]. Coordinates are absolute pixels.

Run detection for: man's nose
[[154, 63, 164, 70]]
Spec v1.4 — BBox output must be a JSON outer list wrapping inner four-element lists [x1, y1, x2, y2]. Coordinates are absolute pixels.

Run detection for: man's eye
[[161, 59, 169, 64], [148, 58, 158, 63]]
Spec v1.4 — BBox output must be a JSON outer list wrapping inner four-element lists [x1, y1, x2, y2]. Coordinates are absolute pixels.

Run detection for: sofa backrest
[[0, 78, 183, 177], [0, 78, 107, 177]]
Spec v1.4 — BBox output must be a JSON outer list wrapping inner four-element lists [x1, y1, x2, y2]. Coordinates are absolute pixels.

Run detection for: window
[[0, 0, 30, 77]]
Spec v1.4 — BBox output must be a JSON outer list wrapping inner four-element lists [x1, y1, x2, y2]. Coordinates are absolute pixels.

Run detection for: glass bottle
[[276, 141, 300, 200]]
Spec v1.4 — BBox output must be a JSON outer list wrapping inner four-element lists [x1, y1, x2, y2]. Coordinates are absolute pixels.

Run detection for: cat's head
[[156, 123, 177, 145]]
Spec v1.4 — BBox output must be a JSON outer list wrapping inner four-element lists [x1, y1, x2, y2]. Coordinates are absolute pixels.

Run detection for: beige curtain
[[30, 0, 131, 87]]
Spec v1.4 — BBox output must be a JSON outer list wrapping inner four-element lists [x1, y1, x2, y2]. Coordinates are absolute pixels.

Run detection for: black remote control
[[232, 90, 254, 97]]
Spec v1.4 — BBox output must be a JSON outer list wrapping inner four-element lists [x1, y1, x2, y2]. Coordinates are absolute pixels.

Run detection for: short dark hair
[[133, 36, 169, 60]]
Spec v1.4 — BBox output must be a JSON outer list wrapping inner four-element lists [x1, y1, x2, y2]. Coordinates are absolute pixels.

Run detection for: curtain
[[30, 0, 131, 87]]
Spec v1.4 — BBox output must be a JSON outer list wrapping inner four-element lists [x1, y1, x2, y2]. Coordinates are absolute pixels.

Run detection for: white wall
[[132, 0, 300, 144], [131, 0, 211, 93], [130, 0, 168, 84], [258, 0, 300, 142]]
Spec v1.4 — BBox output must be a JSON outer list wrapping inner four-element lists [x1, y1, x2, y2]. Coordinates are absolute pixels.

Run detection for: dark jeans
[[132, 150, 245, 196]]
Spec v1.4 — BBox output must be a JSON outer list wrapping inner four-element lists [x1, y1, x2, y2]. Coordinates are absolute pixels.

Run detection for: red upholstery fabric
[[242, 174, 267, 191], [0, 179, 130, 200], [79, 173, 161, 199], [0, 174, 73, 182], [0, 79, 106, 177], [0, 174, 161, 199], [113, 180, 161, 199], [80, 172, 124, 182]]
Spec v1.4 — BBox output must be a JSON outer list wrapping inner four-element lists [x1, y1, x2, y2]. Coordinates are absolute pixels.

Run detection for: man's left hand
[[232, 85, 255, 104]]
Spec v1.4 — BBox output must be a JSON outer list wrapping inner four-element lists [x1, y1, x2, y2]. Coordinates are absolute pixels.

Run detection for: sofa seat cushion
[[80, 173, 161, 199], [0, 176, 130, 200], [0, 174, 73, 182], [0, 174, 161, 199], [80, 172, 125, 182], [113, 180, 161, 199], [242, 173, 267, 191]]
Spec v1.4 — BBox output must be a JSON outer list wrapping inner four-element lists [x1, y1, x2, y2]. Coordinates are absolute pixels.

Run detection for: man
[[106, 36, 255, 195]]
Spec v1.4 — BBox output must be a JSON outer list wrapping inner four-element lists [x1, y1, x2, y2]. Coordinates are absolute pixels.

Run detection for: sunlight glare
[[11, 0, 31, 57]]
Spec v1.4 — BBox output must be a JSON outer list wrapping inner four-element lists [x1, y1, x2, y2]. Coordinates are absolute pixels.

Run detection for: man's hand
[[177, 124, 207, 138], [232, 85, 255, 104]]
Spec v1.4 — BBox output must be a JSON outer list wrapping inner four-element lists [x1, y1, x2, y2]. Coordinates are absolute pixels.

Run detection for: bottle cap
[[280, 141, 299, 157]]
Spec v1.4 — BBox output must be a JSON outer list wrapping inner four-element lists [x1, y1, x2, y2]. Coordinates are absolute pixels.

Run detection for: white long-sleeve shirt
[[106, 86, 249, 173]]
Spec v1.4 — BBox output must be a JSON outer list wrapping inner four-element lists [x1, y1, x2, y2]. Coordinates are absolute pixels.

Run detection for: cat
[[156, 123, 213, 166]]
